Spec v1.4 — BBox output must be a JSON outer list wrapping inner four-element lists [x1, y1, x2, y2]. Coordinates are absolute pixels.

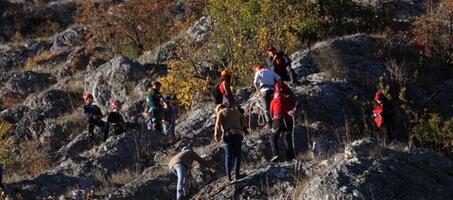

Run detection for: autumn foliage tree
[[411, 0, 453, 65], [77, 0, 207, 58]]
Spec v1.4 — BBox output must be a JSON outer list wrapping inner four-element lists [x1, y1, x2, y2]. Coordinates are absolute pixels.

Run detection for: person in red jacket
[[269, 82, 296, 162], [372, 90, 395, 146]]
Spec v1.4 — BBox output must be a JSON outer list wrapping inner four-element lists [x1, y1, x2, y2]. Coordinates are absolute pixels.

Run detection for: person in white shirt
[[253, 64, 282, 128]]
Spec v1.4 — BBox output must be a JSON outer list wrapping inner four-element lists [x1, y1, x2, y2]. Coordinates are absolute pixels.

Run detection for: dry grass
[[94, 168, 141, 196], [23, 50, 59, 71]]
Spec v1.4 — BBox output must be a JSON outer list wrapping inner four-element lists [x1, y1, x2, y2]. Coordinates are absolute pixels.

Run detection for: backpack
[[278, 52, 291, 67], [211, 81, 223, 104]]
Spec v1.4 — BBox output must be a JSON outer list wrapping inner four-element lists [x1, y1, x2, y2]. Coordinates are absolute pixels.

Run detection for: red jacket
[[270, 93, 295, 120]]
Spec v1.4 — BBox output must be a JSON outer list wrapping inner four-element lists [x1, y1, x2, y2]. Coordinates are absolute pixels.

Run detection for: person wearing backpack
[[214, 103, 248, 182], [253, 64, 282, 128], [168, 146, 216, 200], [266, 46, 300, 85], [269, 82, 296, 162], [372, 90, 396, 146], [143, 81, 164, 132], [83, 93, 109, 143], [107, 99, 127, 137]]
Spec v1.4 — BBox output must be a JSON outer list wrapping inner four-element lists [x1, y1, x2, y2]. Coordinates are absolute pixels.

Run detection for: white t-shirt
[[254, 69, 281, 89]]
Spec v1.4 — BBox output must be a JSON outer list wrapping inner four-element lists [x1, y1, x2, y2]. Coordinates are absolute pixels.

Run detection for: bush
[[411, 114, 453, 156], [411, 0, 453, 64]]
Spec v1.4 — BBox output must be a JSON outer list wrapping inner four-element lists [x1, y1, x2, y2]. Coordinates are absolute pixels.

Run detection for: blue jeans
[[171, 163, 188, 200], [223, 134, 243, 179]]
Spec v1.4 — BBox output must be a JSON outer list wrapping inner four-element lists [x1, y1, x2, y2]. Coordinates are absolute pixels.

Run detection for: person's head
[[255, 64, 264, 72], [151, 81, 162, 91], [267, 46, 276, 57], [220, 69, 231, 81], [163, 95, 172, 105], [374, 90, 384, 104], [83, 93, 94, 105], [111, 99, 122, 111]]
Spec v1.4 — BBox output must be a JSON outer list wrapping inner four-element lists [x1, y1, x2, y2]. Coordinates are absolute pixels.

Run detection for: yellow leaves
[[0, 120, 12, 137], [158, 61, 208, 110]]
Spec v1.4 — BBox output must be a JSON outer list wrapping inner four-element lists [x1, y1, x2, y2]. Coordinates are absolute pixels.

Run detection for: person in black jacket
[[83, 93, 109, 143], [107, 99, 127, 137]]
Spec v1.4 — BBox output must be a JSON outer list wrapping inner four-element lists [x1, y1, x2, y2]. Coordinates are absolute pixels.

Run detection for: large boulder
[[296, 138, 453, 200], [26, 89, 73, 120], [84, 56, 150, 112], [50, 27, 87, 53], [7, 172, 95, 199], [4, 71, 56, 96]]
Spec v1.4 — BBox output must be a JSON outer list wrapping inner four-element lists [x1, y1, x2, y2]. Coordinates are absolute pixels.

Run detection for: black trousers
[[270, 116, 295, 161], [88, 119, 109, 141]]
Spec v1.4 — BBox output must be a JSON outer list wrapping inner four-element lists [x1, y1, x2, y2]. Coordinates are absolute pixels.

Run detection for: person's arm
[[191, 151, 211, 169], [214, 111, 223, 142]]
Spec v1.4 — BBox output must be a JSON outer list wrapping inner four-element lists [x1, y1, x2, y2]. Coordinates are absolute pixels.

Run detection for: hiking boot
[[271, 156, 279, 162]]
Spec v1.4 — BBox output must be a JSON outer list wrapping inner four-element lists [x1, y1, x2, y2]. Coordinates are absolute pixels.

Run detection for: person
[[253, 64, 282, 128], [168, 146, 215, 200], [372, 90, 396, 146], [214, 103, 247, 182], [218, 69, 235, 105], [269, 82, 296, 162], [107, 99, 127, 137], [143, 81, 163, 132], [266, 46, 300, 85], [83, 93, 109, 142], [162, 95, 177, 139]]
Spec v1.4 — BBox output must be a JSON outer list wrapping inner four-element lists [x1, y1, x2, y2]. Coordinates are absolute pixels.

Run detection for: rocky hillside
[[0, 0, 452, 199]]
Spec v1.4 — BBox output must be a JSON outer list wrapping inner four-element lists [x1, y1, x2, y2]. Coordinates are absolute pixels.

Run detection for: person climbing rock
[[83, 93, 109, 142], [269, 82, 296, 162], [168, 146, 216, 200], [162, 95, 177, 141], [214, 103, 247, 182], [107, 99, 127, 137], [143, 81, 163, 132], [372, 90, 396, 146], [218, 69, 236, 105], [266, 46, 300, 85], [253, 64, 282, 128]]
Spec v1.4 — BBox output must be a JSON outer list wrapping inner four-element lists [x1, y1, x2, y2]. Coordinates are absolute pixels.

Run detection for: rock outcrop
[[296, 139, 453, 200]]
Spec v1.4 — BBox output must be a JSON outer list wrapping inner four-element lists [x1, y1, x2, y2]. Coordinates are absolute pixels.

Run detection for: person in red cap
[[253, 64, 282, 128], [107, 99, 127, 137], [266, 46, 300, 85], [269, 81, 296, 162], [372, 90, 396, 146], [83, 93, 109, 143]]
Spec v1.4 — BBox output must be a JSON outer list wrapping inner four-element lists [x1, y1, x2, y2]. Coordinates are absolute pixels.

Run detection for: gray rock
[[7, 172, 95, 200], [84, 56, 149, 112], [297, 138, 453, 200], [193, 163, 297, 200], [5, 71, 56, 96], [26, 89, 72, 120], [51, 27, 86, 53], [138, 16, 212, 64]]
